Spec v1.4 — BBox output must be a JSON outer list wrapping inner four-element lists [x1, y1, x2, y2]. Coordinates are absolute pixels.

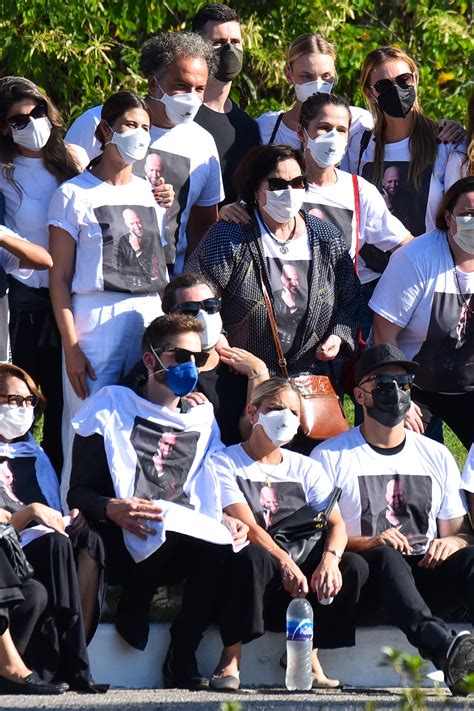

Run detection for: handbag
[[271, 487, 342, 565], [256, 264, 349, 440], [0, 523, 34, 583]]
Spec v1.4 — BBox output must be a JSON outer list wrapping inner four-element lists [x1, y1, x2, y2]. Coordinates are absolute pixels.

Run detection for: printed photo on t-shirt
[[413, 291, 474, 392], [236, 477, 307, 530], [130, 416, 200, 504], [94, 203, 166, 294], [302, 201, 353, 252], [134, 149, 191, 266], [266, 258, 310, 353], [359, 473, 431, 552], [361, 161, 431, 236]]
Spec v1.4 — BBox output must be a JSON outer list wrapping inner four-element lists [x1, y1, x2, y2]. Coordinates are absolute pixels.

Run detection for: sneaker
[[162, 646, 209, 691], [444, 631, 474, 696]]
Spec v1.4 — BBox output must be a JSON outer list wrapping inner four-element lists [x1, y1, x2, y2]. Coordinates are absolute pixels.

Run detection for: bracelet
[[248, 368, 269, 381], [266, 543, 277, 553], [325, 548, 342, 560]]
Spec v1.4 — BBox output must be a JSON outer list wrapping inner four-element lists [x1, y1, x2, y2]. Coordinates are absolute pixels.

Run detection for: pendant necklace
[[448, 243, 474, 315], [260, 215, 297, 254], [241, 442, 282, 487]]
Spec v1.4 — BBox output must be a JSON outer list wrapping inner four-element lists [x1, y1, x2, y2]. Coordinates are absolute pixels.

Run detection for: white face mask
[[452, 215, 474, 255], [196, 310, 223, 350], [254, 408, 300, 446], [294, 79, 334, 103], [152, 82, 202, 125], [262, 188, 305, 223], [0, 406, 35, 441], [107, 126, 151, 164], [305, 128, 347, 168], [11, 116, 52, 151]]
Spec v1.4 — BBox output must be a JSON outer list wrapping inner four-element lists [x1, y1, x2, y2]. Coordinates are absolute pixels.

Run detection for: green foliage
[[220, 702, 243, 711], [0, 0, 471, 125], [381, 647, 451, 710]]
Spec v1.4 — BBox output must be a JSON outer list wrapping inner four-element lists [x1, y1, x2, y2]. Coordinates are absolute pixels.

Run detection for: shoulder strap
[[356, 129, 372, 175], [351, 174, 361, 276], [257, 268, 289, 379], [269, 113, 284, 145]]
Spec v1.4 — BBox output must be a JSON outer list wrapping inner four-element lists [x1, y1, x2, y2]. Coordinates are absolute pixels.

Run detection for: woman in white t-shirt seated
[[203, 378, 367, 691], [370, 176, 474, 450], [48, 91, 169, 492]]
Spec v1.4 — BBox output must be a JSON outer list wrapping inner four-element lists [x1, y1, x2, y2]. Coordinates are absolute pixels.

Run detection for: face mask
[[366, 385, 411, 427], [376, 85, 416, 119], [150, 347, 199, 397], [262, 188, 305, 223], [0, 406, 35, 440], [452, 215, 474, 255], [196, 310, 223, 350], [107, 126, 151, 164], [11, 116, 52, 151], [153, 82, 202, 125], [215, 44, 243, 82], [305, 128, 347, 168], [294, 79, 334, 103], [254, 408, 300, 446]]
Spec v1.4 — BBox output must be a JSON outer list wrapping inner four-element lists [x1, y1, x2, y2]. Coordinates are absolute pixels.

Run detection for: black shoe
[[162, 646, 209, 691], [444, 631, 474, 696], [0, 671, 66, 695]]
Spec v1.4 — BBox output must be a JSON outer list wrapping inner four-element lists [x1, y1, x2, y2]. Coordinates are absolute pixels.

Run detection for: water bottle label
[[286, 618, 313, 641]]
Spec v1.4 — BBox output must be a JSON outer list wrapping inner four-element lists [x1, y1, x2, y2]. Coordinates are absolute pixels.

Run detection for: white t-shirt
[[311, 427, 467, 552], [256, 105, 373, 148], [346, 129, 456, 236], [444, 144, 469, 189], [72, 385, 224, 561], [461, 445, 474, 493], [369, 229, 474, 393], [65, 105, 224, 273], [206, 443, 334, 531], [302, 170, 408, 284], [0, 240, 20, 362], [0, 155, 58, 288], [48, 171, 167, 295]]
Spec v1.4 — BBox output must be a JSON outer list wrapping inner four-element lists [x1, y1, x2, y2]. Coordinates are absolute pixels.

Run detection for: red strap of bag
[[352, 173, 366, 349]]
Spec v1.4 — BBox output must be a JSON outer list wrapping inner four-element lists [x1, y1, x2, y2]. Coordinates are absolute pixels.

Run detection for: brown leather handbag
[[257, 267, 349, 441]]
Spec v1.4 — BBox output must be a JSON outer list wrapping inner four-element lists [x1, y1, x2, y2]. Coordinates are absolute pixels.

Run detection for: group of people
[[0, 0, 473, 697]]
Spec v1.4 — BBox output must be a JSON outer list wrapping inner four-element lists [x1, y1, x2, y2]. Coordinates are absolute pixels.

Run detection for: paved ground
[[0, 687, 472, 710]]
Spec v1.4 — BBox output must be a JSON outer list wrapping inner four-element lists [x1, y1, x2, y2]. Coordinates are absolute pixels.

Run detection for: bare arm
[[186, 204, 218, 256], [49, 225, 96, 399], [418, 516, 471, 569], [347, 527, 412, 554], [0, 231, 52, 269], [390, 234, 413, 252], [371, 314, 403, 345]]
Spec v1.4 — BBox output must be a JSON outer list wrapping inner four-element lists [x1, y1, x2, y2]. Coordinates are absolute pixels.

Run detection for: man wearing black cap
[[311, 343, 474, 695]]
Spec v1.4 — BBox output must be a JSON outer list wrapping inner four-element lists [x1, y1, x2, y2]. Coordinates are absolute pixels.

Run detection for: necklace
[[448, 243, 474, 315], [260, 214, 297, 254], [241, 442, 283, 487]]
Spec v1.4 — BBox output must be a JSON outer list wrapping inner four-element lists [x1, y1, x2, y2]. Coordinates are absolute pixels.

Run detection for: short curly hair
[[142, 314, 204, 354], [139, 31, 217, 80]]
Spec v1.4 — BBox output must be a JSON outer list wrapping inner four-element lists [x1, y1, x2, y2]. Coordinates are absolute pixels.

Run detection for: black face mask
[[366, 385, 411, 427], [376, 85, 416, 118], [214, 44, 243, 82]]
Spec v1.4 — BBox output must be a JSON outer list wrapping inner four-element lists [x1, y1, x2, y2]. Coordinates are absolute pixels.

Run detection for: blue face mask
[[151, 346, 199, 397]]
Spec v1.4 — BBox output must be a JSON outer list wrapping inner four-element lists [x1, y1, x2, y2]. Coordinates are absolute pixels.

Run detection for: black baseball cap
[[355, 343, 418, 384]]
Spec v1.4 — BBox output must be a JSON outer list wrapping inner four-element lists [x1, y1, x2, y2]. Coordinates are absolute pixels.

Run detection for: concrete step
[[87, 623, 467, 689]]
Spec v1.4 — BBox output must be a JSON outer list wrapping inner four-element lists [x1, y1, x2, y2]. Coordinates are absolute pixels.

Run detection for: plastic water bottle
[[285, 598, 313, 690]]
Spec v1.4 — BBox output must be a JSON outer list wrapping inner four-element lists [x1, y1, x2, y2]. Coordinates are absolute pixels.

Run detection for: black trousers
[[359, 545, 474, 666], [217, 540, 368, 649], [412, 386, 474, 450], [115, 532, 228, 654]]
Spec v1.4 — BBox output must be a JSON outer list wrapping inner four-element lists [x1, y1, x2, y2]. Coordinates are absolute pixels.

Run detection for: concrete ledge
[[87, 623, 467, 689]]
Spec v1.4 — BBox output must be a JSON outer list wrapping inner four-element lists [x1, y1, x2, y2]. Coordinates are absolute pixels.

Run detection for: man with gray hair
[[66, 31, 224, 273]]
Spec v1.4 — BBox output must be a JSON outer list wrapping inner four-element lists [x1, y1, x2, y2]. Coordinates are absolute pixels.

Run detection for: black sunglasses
[[359, 373, 414, 392], [267, 175, 307, 191], [371, 73, 415, 95], [0, 393, 38, 408], [7, 102, 48, 131], [157, 347, 210, 368], [172, 298, 221, 316]]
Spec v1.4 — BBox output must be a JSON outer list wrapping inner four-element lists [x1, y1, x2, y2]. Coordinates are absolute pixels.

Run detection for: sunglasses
[[371, 73, 415, 95], [157, 347, 210, 368], [172, 298, 221, 316], [267, 175, 307, 191], [7, 102, 48, 131], [359, 374, 414, 392], [0, 394, 38, 408]]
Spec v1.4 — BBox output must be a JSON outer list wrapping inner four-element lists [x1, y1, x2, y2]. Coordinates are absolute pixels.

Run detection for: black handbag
[[271, 487, 342, 565], [0, 523, 34, 583]]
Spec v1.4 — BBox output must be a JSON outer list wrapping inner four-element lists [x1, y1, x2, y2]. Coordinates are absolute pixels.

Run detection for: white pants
[[61, 291, 162, 506]]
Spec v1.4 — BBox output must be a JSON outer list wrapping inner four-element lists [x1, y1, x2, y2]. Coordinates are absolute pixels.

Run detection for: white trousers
[[61, 291, 162, 506]]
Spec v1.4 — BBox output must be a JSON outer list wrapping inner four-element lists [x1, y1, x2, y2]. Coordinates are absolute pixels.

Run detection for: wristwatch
[[325, 548, 343, 560]]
